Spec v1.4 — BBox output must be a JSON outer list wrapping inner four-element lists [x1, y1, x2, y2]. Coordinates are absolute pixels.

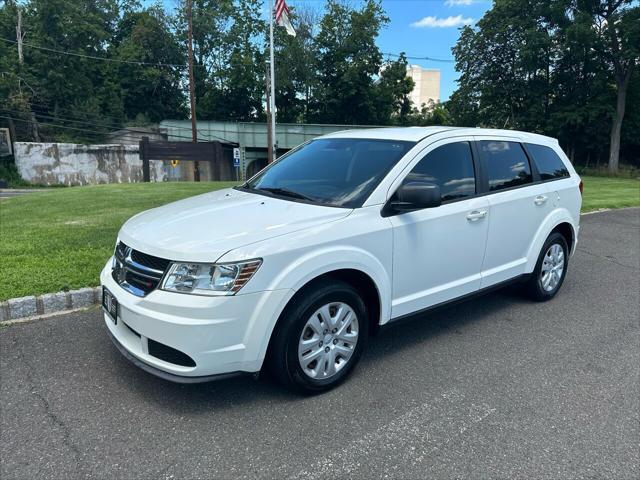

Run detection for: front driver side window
[[404, 142, 476, 202]]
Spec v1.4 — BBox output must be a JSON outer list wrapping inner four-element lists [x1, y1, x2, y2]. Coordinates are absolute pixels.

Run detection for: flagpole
[[269, 0, 277, 160]]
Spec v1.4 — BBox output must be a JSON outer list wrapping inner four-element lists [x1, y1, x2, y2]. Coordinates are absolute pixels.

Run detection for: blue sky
[[160, 0, 493, 100], [372, 0, 492, 99]]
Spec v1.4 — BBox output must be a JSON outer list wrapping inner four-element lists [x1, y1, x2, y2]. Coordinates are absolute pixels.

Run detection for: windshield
[[240, 138, 415, 208]]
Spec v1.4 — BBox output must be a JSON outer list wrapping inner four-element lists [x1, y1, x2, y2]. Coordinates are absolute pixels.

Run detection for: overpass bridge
[[159, 120, 379, 179]]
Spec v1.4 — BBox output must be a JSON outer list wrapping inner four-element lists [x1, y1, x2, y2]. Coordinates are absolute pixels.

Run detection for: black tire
[[267, 278, 369, 394], [525, 232, 569, 301]]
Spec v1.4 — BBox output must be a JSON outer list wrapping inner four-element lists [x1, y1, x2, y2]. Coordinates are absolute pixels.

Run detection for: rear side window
[[479, 141, 532, 192], [405, 142, 476, 202], [526, 143, 570, 180]]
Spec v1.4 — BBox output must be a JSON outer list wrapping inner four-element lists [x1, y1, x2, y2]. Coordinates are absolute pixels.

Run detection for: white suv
[[101, 127, 582, 393]]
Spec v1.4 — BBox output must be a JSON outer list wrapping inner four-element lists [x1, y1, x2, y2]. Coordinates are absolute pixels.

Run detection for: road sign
[[233, 147, 240, 167]]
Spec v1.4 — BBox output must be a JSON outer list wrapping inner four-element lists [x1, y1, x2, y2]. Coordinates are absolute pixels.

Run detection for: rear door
[[476, 137, 552, 287], [389, 139, 490, 318], [523, 142, 579, 226]]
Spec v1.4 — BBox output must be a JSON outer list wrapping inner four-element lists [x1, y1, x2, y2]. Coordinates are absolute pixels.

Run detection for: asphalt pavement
[[0, 189, 40, 199], [1, 208, 638, 479]]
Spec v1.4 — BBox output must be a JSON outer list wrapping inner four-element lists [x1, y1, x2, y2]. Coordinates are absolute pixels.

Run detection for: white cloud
[[445, 0, 474, 5], [410, 15, 475, 28]]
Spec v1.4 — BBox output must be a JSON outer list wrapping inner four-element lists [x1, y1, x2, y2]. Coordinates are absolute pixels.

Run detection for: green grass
[[0, 176, 638, 301], [580, 175, 640, 212], [575, 164, 640, 179], [0, 182, 236, 301]]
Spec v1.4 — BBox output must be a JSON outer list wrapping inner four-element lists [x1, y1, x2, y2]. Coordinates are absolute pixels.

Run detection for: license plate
[[102, 286, 118, 324]]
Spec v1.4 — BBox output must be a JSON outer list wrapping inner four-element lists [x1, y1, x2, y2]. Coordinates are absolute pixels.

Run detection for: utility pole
[[186, 0, 200, 181], [265, 62, 273, 164], [16, 8, 23, 64]]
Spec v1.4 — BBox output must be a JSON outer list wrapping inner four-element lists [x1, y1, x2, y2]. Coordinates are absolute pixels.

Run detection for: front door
[[389, 140, 490, 319]]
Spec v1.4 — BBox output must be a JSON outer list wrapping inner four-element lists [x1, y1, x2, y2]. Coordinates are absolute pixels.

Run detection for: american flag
[[275, 0, 296, 37]]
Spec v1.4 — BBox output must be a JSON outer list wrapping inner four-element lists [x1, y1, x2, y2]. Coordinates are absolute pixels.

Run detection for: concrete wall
[[14, 142, 165, 185]]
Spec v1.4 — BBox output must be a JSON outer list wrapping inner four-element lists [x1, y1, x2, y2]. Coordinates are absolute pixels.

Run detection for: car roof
[[322, 126, 558, 145]]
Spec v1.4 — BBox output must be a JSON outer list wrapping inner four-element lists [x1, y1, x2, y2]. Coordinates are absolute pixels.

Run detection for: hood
[[118, 188, 351, 262]]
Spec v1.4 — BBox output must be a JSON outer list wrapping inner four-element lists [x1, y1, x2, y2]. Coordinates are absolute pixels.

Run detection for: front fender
[[525, 207, 578, 273], [236, 247, 391, 368], [270, 246, 391, 322]]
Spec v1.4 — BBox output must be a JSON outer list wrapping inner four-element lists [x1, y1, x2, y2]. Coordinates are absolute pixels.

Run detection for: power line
[[1, 37, 455, 68], [0, 114, 216, 143], [8, 102, 339, 138], [2, 109, 255, 144], [383, 52, 455, 63], [23, 100, 201, 134], [2, 103, 231, 142], [0, 114, 128, 138], [0, 37, 202, 69], [2, 112, 363, 142]]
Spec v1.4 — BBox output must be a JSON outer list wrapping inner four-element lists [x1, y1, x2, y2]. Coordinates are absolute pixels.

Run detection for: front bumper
[[100, 262, 292, 380]]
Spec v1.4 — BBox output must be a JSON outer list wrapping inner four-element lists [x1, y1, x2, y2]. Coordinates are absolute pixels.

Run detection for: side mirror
[[390, 181, 441, 213]]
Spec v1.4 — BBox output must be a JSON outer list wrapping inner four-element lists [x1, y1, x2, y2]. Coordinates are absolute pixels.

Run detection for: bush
[[0, 155, 31, 188]]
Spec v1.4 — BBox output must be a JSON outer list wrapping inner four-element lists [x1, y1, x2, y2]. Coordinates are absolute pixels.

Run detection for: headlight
[[161, 259, 262, 295]]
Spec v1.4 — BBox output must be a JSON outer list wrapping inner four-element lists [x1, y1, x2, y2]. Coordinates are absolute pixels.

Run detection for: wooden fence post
[[140, 136, 150, 182]]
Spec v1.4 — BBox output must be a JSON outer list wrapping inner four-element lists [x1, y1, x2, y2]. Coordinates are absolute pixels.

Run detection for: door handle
[[534, 195, 548, 206], [466, 210, 487, 221]]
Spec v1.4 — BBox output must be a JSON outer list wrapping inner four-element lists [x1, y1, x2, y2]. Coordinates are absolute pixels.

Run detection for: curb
[[0, 287, 101, 323]]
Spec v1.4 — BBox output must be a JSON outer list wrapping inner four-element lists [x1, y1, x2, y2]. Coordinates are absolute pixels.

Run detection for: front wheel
[[268, 279, 368, 394], [525, 232, 569, 301]]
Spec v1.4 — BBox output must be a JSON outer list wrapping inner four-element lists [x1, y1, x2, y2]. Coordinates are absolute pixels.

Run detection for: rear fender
[[525, 208, 577, 273]]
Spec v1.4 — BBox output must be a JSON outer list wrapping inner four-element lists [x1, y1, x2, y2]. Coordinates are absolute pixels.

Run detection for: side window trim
[[440, 140, 480, 204], [470, 140, 487, 195], [521, 143, 542, 183]]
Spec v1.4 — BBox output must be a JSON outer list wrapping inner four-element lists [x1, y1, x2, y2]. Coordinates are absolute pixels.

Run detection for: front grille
[[112, 241, 169, 297], [131, 250, 170, 272], [147, 338, 196, 367]]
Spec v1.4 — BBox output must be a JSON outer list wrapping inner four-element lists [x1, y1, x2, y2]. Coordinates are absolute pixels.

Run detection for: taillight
[[579, 180, 584, 195]]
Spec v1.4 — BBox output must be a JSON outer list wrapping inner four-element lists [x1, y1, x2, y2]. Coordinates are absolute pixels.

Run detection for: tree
[[0, 0, 124, 142], [373, 53, 414, 125], [547, 2, 613, 164], [178, 0, 265, 121], [450, 0, 554, 131], [593, 1, 639, 172], [29, 0, 122, 139], [448, 25, 481, 127], [272, 6, 317, 123], [311, 0, 388, 124], [0, 0, 29, 141], [110, 3, 187, 124], [449, 0, 640, 169]]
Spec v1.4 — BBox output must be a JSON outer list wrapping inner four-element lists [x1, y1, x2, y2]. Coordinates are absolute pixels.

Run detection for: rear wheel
[[525, 232, 569, 301], [268, 279, 368, 394]]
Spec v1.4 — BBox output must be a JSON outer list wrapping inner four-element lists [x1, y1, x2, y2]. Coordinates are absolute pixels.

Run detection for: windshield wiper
[[257, 187, 314, 202]]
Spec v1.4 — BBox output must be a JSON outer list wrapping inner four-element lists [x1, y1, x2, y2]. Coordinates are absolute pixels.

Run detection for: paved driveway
[[1, 208, 638, 479], [0, 189, 40, 200]]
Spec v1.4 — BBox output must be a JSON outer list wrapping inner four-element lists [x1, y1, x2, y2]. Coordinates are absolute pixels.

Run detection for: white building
[[407, 65, 440, 110]]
